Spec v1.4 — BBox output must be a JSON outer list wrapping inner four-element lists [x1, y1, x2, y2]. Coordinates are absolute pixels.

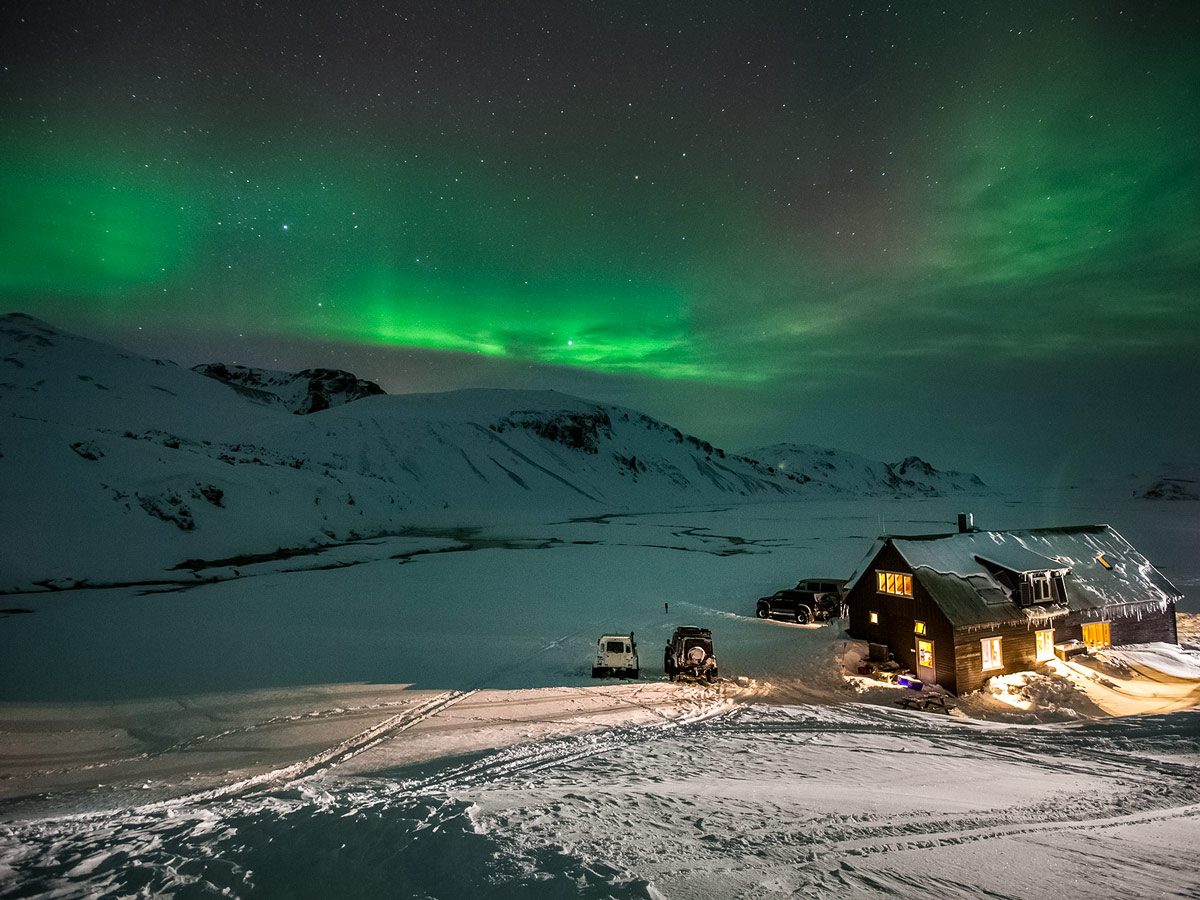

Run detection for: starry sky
[[2, 1, 1197, 483]]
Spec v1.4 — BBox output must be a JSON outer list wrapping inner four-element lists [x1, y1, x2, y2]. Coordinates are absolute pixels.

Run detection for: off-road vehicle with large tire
[[664, 625, 718, 682], [756, 578, 847, 624]]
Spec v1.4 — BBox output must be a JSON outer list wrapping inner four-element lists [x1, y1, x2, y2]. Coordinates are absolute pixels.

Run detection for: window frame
[[981, 637, 1003, 671], [1030, 575, 1053, 602], [876, 570, 913, 598], [914, 620, 927, 635], [1035, 629, 1055, 662]]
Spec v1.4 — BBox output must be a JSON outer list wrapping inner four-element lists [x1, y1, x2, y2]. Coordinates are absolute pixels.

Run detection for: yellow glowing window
[[877, 571, 913, 598], [1097, 554, 1112, 569], [917, 639, 933, 668], [914, 621, 927, 635], [1082, 622, 1111, 649], [869, 611, 879, 624], [981, 637, 1003, 670], [1036, 629, 1055, 662]]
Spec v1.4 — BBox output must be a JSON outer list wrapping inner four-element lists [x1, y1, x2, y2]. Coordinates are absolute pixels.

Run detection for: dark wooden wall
[[953, 604, 1178, 695], [847, 542, 958, 693], [953, 625, 1042, 695], [1054, 605, 1178, 647]]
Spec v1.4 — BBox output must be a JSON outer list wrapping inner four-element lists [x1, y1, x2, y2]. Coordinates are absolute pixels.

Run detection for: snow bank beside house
[[967, 668, 1107, 720], [964, 643, 1200, 721], [1102, 642, 1200, 680]]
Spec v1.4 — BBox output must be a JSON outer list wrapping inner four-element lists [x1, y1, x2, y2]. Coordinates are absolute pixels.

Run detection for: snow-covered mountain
[[192, 362, 385, 414], [743, 442, 988, 496], [0, 314, 986, 591], [1128, 464, 1200, 501]]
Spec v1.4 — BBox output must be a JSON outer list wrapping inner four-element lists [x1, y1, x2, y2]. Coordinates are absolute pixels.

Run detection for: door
[[916, 639, 935, 684]]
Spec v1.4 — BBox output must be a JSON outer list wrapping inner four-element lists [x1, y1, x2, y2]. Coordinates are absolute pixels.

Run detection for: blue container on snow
[[897, 675, 923, 690]]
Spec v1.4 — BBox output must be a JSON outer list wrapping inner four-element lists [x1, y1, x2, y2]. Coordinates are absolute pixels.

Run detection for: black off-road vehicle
[[756, 578, 847, 624], [664, 625, 718, 682]]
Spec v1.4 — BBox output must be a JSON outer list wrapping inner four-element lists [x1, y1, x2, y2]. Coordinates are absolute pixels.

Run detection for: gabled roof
[[848, 524, 1182, 630]]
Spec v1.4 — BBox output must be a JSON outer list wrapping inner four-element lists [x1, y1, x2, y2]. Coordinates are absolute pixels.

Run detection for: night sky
[[2, 2, 1197, 483]]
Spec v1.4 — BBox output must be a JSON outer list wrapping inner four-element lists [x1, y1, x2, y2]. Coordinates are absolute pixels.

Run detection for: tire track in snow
[[827, 800, 1200, 861], [25, 690, 477, 823], [3, 692, 456, 786], [387, 685, 736, 795], [164, 689, 478, 804]]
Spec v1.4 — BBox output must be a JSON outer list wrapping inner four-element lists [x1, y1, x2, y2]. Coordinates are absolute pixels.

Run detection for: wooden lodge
[[844, 515, 1181, 694]]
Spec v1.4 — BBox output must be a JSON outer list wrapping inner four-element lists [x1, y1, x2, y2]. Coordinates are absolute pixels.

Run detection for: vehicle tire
[[795, 607, 812, 625], [707, 670, 717, 683], [631, 669, 639, 679], [591, 667, 604, 678], [756, 605, 770, 619]]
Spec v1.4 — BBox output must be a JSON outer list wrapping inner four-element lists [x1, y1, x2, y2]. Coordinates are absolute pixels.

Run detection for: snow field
[[2, 498, 1198, 897], [4, 704, 1199, 899]]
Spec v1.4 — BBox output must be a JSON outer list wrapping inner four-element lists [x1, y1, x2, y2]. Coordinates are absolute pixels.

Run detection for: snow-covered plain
[[2, 497, 1199, 899], [2, 315, 1199, 897]]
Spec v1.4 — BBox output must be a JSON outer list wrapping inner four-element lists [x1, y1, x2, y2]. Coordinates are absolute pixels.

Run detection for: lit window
[[869, 611, 879, 624], [917, 639, 933, 668], [981, 637, 1003, 670], [1035, 629, 1055, 662], [876, 571, 913, 598], [1097, 554, 1112, 569], [1082, 622, 1111, 649], [914, 621, 927, 635]]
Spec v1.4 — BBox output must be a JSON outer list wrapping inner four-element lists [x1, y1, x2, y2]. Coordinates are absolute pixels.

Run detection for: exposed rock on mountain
[[193, 363, 385, 414]]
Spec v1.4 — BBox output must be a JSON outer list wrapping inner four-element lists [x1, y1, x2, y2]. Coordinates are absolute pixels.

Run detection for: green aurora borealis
[[2, 2, 1198, 474]]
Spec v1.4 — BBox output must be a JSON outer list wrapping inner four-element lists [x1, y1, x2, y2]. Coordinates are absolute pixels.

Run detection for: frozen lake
[[2, 496, 1195, 701]]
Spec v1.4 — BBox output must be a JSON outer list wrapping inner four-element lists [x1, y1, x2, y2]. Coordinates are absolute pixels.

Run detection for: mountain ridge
[[743, 442, 988, 497], [0, 313, 988, 591]]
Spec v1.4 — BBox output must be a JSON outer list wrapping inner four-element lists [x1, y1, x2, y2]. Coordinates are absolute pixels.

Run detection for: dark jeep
[[664, 625, 718, 682], [756, 578, 847, 624]]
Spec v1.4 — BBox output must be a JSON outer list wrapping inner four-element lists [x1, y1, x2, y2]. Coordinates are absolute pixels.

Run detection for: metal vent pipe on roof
[[957, 513, 974, 533]]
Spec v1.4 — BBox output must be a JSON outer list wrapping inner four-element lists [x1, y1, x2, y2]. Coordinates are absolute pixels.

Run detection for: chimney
[[957, 512, 974, 534]]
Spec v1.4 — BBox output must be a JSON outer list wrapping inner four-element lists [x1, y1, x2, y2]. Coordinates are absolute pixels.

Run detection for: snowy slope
[[745, 441, 988, 496], [0, 315, 986, 591]]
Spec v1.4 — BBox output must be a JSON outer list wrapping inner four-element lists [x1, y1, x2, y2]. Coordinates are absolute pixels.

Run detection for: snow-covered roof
[[855, 525, 1182, 629]]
